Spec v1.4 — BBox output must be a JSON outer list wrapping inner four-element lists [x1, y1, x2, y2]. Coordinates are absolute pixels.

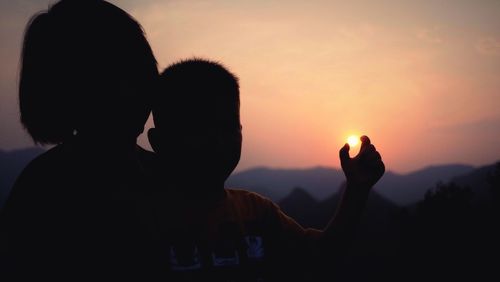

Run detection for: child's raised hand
[[339, 135, 385, 190]]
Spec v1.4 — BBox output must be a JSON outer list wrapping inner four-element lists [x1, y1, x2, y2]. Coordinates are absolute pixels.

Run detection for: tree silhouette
[[399, 168, 500, 280], [487, 162, 500, 208]]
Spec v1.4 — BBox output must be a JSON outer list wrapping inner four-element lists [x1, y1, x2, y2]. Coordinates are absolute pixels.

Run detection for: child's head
[[19, 0, 158, 145], [149, 58, 241, 183]]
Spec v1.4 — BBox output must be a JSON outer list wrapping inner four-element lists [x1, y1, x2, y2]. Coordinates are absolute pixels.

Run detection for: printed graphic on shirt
[[212, 221, 241, 267], [212, 238, 240, 267], [245, 236, 264, 260], [211, 250, 240, 267], [169, 245, 202, 271]]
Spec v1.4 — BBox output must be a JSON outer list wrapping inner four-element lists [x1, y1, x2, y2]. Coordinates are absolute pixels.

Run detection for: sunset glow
[[347, 135, 360, 148], [0, 0, 499, 174]]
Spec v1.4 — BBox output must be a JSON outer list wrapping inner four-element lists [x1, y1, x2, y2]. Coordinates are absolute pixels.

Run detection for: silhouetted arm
[[254, 136, 384, 279], [319, 136, 385, 267]]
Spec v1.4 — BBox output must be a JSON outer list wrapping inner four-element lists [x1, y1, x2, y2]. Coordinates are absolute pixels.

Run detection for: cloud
[[476, 37, 500, 56]]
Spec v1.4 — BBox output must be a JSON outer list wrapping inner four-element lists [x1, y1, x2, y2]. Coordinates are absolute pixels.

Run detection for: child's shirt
[[157, 188, 322, 281]]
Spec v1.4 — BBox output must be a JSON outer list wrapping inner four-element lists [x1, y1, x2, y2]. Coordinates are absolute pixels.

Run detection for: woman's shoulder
[[2, 145, 66, 218], [21, 144, 67, 173], [11, 144, 71, 196]]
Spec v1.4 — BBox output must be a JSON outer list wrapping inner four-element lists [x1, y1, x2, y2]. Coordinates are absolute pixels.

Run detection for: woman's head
[[19, 0, 158, 145]]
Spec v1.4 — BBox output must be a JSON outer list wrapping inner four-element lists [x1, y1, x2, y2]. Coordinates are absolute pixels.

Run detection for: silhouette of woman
[[1, 0, 160, 279]]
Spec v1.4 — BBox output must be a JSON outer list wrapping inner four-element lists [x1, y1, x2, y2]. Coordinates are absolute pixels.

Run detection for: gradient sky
[[1, 0, 499, 173]]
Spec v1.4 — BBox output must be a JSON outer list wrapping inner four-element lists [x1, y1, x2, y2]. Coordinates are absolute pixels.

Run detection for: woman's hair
[[19, 0, 158, 144]]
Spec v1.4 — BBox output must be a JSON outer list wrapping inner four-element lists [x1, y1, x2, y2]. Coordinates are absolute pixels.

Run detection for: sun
[[347, 135, 359, 147]]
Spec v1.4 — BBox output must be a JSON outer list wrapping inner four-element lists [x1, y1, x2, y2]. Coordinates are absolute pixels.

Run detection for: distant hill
[[0, 147, 45, 207], [227, 164, 477, 206], [278, 187, 319, 226], [274, 163, 500, 280], [451, 162, 499, 205], [278, 185, 400, 232], [226, 166, 345, 202], [375, 164, 475, 206], [277, 186, 403, 280]]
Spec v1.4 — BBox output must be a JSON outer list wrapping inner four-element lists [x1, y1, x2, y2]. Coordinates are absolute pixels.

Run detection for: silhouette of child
[[148, 58, 385, 281]]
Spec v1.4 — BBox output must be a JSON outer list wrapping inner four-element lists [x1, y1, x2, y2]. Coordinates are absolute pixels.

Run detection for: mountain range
[[227, 163, 478, 205], [0, 147, 498, 209]]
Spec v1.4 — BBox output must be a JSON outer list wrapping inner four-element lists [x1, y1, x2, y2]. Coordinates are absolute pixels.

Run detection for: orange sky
[[1, 0, 500, 173]]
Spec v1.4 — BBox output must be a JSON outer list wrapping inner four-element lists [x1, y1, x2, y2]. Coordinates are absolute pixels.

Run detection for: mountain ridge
[[227, 163, 481, 205], [1, 147, 498, 208]]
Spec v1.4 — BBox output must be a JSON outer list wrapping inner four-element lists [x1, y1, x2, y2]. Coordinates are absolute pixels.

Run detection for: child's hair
[[19, 0, 158, 144], [155, 58, 240, 132]]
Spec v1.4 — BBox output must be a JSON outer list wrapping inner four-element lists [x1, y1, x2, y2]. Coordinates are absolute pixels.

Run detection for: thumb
[[339, 143, 350, 168]]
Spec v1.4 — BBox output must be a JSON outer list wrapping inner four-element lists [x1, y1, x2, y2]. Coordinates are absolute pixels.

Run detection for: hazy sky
[[1, 0, 500, 173]]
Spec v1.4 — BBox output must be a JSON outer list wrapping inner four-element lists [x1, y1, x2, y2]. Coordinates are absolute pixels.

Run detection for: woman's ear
[[147, 127, 161, 153]]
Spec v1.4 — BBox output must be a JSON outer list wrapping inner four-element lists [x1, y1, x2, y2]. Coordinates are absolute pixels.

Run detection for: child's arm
[[319, 135, 385, 265], [262, 136, 383, 277]]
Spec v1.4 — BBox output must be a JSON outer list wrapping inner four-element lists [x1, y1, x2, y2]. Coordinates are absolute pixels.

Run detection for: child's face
[[148, 122, 242, 183]]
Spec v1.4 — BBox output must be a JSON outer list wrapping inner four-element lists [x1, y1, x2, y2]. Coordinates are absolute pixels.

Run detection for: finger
[[339, 143, 351, 167], [359, 135, 371, 155]]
